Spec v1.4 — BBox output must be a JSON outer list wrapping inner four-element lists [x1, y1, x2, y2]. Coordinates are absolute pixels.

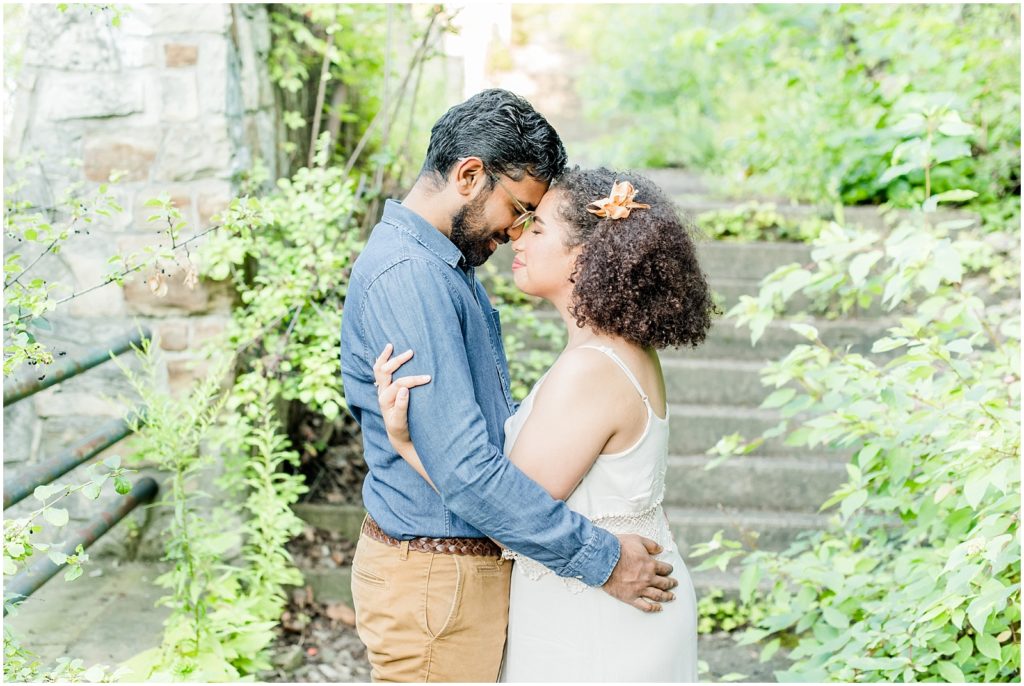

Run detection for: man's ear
[[450, 157, 487, 198]]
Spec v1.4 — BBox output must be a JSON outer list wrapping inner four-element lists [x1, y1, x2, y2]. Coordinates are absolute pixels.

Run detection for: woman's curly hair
[[554, 167, 719, 349]]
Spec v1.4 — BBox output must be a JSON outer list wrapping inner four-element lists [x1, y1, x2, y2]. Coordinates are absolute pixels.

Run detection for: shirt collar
[[381, 199, 465, 270]]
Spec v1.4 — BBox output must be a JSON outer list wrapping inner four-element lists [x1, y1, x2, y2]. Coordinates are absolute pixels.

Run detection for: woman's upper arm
[[506, 353, 623, 501]]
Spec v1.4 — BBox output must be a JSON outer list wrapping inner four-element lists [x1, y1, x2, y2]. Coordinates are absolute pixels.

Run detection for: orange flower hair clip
[[586, 180, 650, 220]]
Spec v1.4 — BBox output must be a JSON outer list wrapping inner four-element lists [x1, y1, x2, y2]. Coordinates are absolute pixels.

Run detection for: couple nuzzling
[[340, 88, 717, 682]]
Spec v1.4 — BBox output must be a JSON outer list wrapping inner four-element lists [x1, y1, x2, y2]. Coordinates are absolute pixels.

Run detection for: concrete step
[[3, 559, 170, 672], [696, 241, 812, 282], [668, 506, 832, 562], [667, 403, 831, 456], [665, 454, 848, 512], [665, 316, 889, 361], [662, 358, 769, 407], [636, 168, 711, 196], [522, 309, 890, 361], [288, 566, 354, 607], [677, 197, 979, 234]]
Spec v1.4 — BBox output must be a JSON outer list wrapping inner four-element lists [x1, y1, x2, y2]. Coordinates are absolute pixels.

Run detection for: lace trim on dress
[[502, 498, 674, 594]]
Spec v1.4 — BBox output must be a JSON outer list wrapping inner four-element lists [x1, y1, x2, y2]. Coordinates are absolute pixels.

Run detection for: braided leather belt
[[362, 515, 502, 557]]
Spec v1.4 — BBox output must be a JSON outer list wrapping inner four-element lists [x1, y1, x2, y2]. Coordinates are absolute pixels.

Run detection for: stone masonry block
[[160, 73, 199, 123], [197, 181, 232, 228], [64, 248, 128, 318], [156, 121, 231, 182], [83, 136, 158, 183], [42, 73, 145, 121], [136, 4, 230, 34], [197, 38, 230, 115], [167, 357, 212, 397], [164, 43, 199, 67], [158, 320, 189, 351]]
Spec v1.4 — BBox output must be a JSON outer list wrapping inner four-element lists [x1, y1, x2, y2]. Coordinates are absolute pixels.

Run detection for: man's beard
[[449, 193, 500, 268]]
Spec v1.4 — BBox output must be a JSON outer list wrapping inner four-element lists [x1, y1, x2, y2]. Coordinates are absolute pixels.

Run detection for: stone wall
[[2, 4, 280, 552]]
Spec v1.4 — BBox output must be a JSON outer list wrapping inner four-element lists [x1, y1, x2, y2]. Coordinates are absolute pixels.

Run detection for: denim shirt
[[340, 199, 621, 587]]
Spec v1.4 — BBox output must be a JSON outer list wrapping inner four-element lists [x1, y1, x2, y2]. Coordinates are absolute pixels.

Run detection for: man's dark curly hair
[[554, 167, 719, 349], [420, 89, 568, 187]]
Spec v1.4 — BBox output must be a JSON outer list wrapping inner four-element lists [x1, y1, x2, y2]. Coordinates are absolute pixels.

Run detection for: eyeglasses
[[487, 172, 535, 240]]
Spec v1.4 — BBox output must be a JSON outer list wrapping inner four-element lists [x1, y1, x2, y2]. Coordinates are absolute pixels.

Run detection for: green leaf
[[103, 455, 121, 469], [976, 633, 1001, 660], [821, 606, 849, 629], [840, 489, 868, 520], [762, 388, 796, 409], [760, 638, 781, 662], [114, 476, 132, 495], [82, 482, 102, 500], [936, 660, 966, 683], [43, 507, 69, 527], [739, 562, 762, 603], [964, 472, 990, 509], [879, 162, 920, 185], [872, 337, 908, 353], [923, 189, 979, 213], [33, 483, 63, 502], [848, 251, 882, 285], [789, 323, 818, 341], [64, 565, 83, 582]]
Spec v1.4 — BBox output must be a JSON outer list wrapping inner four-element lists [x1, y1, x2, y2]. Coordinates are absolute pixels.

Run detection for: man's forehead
[[509, 176, 549, 208]]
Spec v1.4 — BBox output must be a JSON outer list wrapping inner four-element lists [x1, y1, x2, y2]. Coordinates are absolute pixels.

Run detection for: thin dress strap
[[577, 344, 650, 405]]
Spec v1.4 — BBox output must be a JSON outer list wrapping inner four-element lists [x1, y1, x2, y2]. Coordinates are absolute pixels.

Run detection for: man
[[340, 89, 677, 682]]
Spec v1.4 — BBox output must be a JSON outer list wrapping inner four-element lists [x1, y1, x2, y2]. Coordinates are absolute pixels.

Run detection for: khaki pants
[[351, 528, 513, 682]]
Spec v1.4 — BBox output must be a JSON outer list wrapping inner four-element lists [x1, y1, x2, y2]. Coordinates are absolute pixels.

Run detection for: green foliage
[[698, 588, 769, 635], [3, 158, 206, 378], [267, 4, 449, 183], [708, 183, 1019, 680], [116, 337, 307, 681], [697, 204, 828, 244], [3, 455, 136, 682], [202, 141, 362, 422], [569, 4, 1020, 216]]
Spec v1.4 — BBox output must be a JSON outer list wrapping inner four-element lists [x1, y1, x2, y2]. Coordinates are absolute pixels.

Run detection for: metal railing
[[3, 327, 157, 613]]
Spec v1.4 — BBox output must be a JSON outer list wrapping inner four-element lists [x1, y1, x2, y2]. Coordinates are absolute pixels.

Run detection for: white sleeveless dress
[[499, 345, 698, 683]]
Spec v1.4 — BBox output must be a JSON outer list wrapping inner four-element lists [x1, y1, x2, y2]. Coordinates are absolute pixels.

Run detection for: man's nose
[[505, 224, 524, 242]]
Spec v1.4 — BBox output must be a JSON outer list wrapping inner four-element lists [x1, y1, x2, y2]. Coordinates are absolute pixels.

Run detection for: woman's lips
[[511, 259, 524, 270]]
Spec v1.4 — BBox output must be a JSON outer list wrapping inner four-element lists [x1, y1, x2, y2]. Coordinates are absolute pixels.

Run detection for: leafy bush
[[698, 587, 769, 635], [697, 204, 828, 244], [568, 5, 1020, 215], [703, 197, 1020, 680]]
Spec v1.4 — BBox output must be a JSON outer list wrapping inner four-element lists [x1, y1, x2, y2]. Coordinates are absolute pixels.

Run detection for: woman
[[371, 168, 717, 681]]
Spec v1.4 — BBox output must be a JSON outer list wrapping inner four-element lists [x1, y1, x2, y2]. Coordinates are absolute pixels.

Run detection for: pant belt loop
[[399, 540, 410, 561]]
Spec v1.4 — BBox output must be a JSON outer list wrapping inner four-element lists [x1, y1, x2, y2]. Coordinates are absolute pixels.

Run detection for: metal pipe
[[3, 477, 158, 614], [3, 327, 152, 407], [3, 415, 142, 509]]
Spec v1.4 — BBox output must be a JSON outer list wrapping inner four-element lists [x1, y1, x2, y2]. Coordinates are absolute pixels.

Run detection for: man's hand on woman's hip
[[601, 534, 678, 613]]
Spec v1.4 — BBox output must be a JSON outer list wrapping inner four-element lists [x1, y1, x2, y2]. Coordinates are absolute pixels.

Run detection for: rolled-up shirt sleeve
[[357, 257, 621, 585]]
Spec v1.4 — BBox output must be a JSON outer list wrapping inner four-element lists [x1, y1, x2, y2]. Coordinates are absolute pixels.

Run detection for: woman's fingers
[[372, 344, 415, 390], [393, 374, 432, 390], [374, 343, 394, 367], [382, 349, 414, 373], [377, 375, 430, 411], [373, 344, 394, 388]]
